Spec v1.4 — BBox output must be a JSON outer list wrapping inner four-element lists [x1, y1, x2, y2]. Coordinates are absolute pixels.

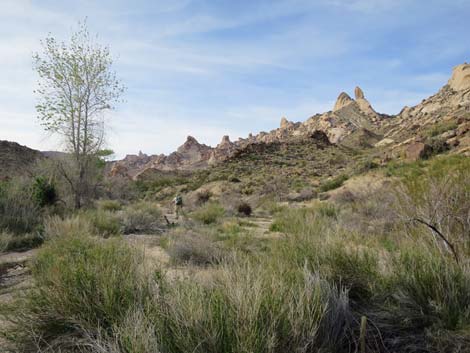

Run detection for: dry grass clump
[[119, 201, 163, 234], [195, 189, 212, 205], [44, 214, 94, 239], [97, 199, 122, 212], [167, 231, 224, 266]]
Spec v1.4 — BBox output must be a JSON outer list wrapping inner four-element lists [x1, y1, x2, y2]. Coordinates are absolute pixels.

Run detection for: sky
[[0, 0, 469, 158]]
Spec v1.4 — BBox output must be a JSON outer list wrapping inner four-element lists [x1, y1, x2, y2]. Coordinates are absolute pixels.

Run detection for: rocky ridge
[[110, 62, 470, 179]]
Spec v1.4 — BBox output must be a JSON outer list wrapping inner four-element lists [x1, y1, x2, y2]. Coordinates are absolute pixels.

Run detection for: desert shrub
[[119, 201, 162, 234], [237, 202, 252, 216], [97, 199, 122, 212], [85, 209, 122, 237], [422, 137, 450, 158], [394, 155, 470, 259], [167, 232, 224, 265], [0, 179, 42, 234], [32, 176, 58, 207], [319, 174, 348, 192], [1, 234, 154, 352], [195, 189, 212, 205], [191, 202, 225, 225]]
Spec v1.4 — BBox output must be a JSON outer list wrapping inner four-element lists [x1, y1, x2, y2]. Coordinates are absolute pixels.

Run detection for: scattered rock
[[405, 142, 431, 161], [375, 138, 394, 147]]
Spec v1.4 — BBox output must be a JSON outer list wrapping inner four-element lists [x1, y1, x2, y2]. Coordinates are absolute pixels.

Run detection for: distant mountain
[[110, 62, 470, 179]]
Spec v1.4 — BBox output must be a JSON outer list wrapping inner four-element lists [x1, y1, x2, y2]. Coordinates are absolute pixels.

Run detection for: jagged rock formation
[[333, 92, 354, 111], [109, 61, 470, 179], [354, 86, 379, 120], [209, 135, 236, 164]]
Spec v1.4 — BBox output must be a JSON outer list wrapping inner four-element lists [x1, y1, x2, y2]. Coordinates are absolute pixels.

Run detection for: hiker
[[173, 193, 183, 219]]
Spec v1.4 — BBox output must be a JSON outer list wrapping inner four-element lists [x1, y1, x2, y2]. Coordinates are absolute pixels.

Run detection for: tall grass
[[1, 234, 155, 352]]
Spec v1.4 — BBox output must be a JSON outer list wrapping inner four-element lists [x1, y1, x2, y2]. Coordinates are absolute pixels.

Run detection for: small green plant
[[319, 174, 348, 192]]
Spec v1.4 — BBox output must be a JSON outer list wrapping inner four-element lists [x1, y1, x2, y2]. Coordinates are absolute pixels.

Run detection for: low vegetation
[[1, 151, 469, 353]]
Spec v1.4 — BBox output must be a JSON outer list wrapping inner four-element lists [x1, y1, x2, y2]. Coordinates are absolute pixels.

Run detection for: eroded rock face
[[209, 135, 237, 164], [333, 92, 354, 111], [355, 86, 365, 100], [448, 63, 470, 91], [280, 117, 289, 129], [354, 86, 379, 119], [109, 163, 130, 178]]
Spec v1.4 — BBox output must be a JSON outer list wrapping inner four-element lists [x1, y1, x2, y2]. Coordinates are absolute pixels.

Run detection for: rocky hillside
[[0, 141, 44, 181], [2, 63, 468, 183], [108, 62, 469, 179]]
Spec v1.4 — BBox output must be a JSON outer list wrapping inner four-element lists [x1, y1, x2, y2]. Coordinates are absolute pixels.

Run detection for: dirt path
[[0, 249, 36, 300]]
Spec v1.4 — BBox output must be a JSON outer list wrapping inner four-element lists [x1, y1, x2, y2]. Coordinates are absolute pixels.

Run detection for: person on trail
[[173, 193, 183, 219]]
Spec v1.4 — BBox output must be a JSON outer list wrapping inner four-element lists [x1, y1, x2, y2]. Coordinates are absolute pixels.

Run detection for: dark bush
[[228, 176, 241, 183], [32, 176, 57, 207], [423, 137, 450, 159], [237, 202, 252, 216], [196, 189, 212, 205]]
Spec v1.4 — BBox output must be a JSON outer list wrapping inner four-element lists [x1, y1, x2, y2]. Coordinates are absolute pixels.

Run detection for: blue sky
[[0, 0, 469, 158]]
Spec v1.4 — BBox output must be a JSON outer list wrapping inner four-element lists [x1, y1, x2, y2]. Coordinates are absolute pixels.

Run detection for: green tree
[[33, 21, 124, 208]]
